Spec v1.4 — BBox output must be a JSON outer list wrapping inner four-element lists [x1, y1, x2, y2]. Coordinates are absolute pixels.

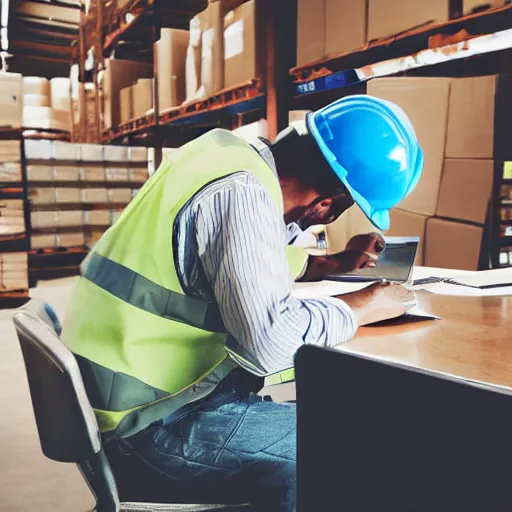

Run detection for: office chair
[[13, 299, 249, 512]]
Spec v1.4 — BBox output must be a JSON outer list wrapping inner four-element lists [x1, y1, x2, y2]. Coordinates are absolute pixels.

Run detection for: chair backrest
[[13, 299, 119, 512]]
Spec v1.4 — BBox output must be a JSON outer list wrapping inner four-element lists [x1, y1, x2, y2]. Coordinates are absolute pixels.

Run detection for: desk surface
[[344, 292, 512, 388]]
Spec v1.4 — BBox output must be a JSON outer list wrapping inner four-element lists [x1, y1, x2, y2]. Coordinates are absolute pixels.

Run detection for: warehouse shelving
[[291, 3, 512, 98], [104, 79, 265, 145], [5, 0, 80, 77], [79, 0, 296, 151], [103, 0, 207, 56]]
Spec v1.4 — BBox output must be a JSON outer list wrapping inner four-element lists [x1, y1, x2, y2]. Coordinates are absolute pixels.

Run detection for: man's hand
[[339, 282, 415, 326], [346, 232, 385, 261], [299, 232, 386, 282]]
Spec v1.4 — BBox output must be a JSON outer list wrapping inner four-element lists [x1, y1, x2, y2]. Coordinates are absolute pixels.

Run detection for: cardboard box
[[53, 165, 81, 181], [155, 29, 189, 111], [104, 146, 128, 162], [25, 140, 53, 160], [132, 79, 154, 119], [0, 72, 22, 129], [128, 147, 148, 162], [105, 168, 130, 182], [31, 211, 83, 229], [108, 188, 133, 204], [23, 106, 52, 129], [31, 234, 57, 249], [326, 0, 368, 56], [297, 0, 326, 65], [0, 163, 22, 182], [26, 165, 54, 181], [120, 86, 133, 124], [23, 77, 50, 96], [224, 0, 260, 88], [51, 109, 72, 132], [59, 232, 86, 248], [0, 200, 25, 236], [53, 142, 80, 161], [129, 168, 148, 183], [50, 78, 71, 111], [24, 94, 50, 107], [437, 159, 493, 224], [0, 141, 22, 162], [445, 75, 496, 159], [425, 218, 483, 271], [81, 188, 109, 204], [58, 210, 84, 228], [385, 208, 428, 266], [55, 188, 81, 203], [79, 143, 103, 162], [0, 252, 28, 291], [29, 187, 56, 205], [368, 77, 451, 216], [83, 210, 112, 226], [103, 59, 153, 129], [368, 0, 451, 41], [80, 165, 106, 182], [31, 211, 60, 229], [199, 2, 224, 97]]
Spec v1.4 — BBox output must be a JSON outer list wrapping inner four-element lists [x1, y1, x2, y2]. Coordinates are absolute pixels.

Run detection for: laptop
[[327, 236, 419, 283], [295, 345, 512, 511]]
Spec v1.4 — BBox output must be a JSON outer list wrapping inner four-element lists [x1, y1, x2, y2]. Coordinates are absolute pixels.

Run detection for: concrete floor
[[1, 277, 295, 511], [0, 277, 95, 512]]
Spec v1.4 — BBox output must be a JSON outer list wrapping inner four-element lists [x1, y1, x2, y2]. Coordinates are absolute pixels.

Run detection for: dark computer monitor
[[295, 345, 512, 511]]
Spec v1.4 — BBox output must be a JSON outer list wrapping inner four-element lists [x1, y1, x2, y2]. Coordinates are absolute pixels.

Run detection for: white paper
[[449, 268, 512, 288], [420, 283, 512, 297]]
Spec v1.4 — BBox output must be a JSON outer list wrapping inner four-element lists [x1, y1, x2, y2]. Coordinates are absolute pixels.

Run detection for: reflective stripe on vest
[[83, 253, 225, 333]]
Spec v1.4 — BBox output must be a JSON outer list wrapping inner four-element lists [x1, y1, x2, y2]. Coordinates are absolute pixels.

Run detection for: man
[[62, 95, 422, 511]]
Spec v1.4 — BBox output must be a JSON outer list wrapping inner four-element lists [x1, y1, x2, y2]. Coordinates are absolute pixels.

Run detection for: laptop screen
[[296, 346, 512, 511], [327, 237, 419, 283]]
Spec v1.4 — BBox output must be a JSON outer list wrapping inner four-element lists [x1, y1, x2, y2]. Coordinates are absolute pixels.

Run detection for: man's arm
[[194, 172, 357, 375]]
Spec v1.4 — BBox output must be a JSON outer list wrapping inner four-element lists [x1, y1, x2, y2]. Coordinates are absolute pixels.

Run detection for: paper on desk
[[448, 268, 512, 288], [417, 282, 512, 296]]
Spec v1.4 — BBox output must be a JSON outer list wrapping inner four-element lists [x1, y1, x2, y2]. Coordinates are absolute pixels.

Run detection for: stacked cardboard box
[[296, 0, 464, 67], [367, 75, 510, 271], [0, 141, 23, 184], [155, 29, 190, 113], [0, 200, 26, 239], [0, 73, 23, 129], [0, 252, 28, 292], [25, 140, 148, 249], [103, 59, 153, 130], [185, 0, 262, 101], [22, 77, 72, 132]]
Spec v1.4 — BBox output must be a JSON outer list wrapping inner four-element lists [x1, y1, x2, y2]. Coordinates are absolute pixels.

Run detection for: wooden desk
[[344, 292, 512, 388]]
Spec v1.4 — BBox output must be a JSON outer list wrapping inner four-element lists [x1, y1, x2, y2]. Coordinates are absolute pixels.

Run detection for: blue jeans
[[106, 374, 297, 511]]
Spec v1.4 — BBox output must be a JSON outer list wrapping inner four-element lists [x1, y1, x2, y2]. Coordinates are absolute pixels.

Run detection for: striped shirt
[[174, 144, 357, 375]]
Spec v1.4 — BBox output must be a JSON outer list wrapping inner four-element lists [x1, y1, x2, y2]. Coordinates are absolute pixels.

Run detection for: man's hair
[[271, 125, 343, 194]]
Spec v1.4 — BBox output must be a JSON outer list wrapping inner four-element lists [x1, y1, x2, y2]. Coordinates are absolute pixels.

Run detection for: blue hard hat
[[307, 95, 424, 231]]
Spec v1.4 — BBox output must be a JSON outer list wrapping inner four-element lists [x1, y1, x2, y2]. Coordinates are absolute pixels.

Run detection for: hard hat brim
[[306, 112, 390, 232]]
